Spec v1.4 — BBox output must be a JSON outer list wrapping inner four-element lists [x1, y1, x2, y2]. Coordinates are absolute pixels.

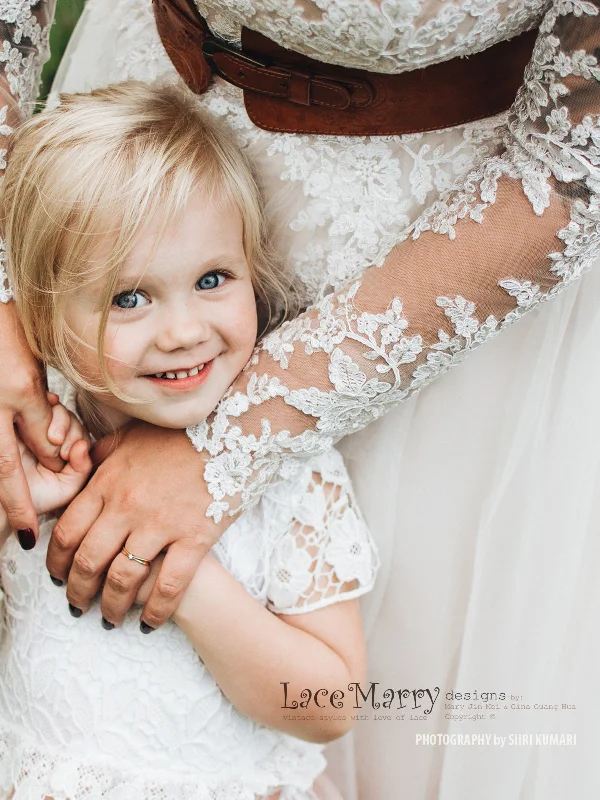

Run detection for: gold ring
[[121, 546, 151, 567]]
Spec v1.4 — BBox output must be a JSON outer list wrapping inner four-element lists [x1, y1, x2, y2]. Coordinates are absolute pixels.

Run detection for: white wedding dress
[[1, 0, 600, 798]]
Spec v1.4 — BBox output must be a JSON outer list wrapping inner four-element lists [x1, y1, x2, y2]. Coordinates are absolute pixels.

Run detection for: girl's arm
[[136, 462, 378, 743], [173, 556, 365, 744]]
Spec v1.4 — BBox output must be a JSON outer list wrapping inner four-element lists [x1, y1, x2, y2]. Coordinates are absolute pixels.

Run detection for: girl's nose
[[155, 307, 211, 352]]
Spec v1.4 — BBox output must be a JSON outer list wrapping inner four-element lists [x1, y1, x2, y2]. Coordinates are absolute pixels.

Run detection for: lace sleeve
[[189, 0, 600, 522], [265, 451, 379, 616], [0, 0, 56, 302]]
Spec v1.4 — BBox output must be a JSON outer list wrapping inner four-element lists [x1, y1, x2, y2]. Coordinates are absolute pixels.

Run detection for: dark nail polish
[[50, 576, 64, 587], [17, 529, 36, 550], [68, 603, 82, 618], [140, 621, 155, 635], [101, 617, 115, 631]]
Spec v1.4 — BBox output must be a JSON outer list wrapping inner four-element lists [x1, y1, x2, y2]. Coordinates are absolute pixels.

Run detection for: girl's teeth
[[152, 364, 205, 379]]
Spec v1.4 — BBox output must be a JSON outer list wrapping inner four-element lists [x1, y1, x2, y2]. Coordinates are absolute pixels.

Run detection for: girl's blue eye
[[112, 291, 148, 309], [196, 271, 226, 291]]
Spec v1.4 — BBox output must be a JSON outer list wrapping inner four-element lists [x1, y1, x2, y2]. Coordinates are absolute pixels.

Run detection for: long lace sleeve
[[188, 0, 600, 523], [0, 0, 55, 301]]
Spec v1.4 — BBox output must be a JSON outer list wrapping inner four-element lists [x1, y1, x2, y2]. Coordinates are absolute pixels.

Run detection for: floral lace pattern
[[197, 0, 547, 72], [184, 0, 600, 522], [0, 372, 377, 800], [0, 0, 54, 300]]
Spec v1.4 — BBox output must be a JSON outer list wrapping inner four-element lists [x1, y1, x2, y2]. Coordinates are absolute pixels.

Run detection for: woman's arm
[[0, 2, 62, 536], [172, 555, 365, 743], [188, 2, 600, 522], [141, 0, 600, 618]]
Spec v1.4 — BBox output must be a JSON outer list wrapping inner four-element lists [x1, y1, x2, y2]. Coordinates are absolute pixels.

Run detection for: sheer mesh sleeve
[[265, 450, 379, 615], [0, 0, 55, 301], [188, 0, 600, 523]]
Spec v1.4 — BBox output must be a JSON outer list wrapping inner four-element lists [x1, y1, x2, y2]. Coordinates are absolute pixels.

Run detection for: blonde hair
[[2, 80, 298, 399]]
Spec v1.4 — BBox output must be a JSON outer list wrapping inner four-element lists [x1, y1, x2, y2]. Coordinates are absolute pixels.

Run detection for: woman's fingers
[[100, 540, 162, 627], [65, 515, 131, 615], [48, 423, 228, 625], [139, 539, 209, 632], [46, 485, 104, 586], [0, 408, 39, 541]]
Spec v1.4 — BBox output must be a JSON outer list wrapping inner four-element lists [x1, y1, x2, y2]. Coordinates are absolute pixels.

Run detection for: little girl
[[0, 81, 379, 800]]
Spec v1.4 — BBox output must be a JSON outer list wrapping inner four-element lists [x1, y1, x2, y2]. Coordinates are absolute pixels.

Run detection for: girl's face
[[64, 190, 258, 430]]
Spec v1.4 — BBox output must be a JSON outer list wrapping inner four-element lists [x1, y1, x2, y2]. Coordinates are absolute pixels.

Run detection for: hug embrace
[[0, 1, 599, 798]]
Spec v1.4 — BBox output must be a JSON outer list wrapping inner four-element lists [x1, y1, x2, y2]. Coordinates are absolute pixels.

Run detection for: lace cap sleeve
[[0, 1, 56, 301], [265, 450, 379, 616]]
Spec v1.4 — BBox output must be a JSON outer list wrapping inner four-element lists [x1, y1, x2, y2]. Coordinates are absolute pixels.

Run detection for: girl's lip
[[143, 360, 213, 391]]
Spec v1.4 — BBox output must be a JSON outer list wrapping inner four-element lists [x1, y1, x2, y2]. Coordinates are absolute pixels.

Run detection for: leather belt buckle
[[202, 37, 266, 81], [202, 36, 373, 110]]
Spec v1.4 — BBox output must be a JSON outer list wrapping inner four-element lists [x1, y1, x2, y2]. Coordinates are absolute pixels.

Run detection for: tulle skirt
[[51, 2, 600, 797]]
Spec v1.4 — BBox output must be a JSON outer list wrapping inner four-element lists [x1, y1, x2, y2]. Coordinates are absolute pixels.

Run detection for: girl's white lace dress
[[1, 1, 600, 798], [0, 377, 379, 800]]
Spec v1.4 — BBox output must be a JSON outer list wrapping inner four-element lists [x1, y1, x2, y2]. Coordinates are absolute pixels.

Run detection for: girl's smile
[[143, 359, 213, 391], [64, 189, 258, 431]]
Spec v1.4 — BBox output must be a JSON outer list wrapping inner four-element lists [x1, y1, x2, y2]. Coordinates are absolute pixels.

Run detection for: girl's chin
[[137, 406, 213, 430]]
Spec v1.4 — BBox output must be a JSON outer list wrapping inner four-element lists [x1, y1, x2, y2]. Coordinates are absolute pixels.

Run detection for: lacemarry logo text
[[280, 682, 440, 714]]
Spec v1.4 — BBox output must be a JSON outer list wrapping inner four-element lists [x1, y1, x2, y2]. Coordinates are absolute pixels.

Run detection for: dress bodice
[[196, 0, 547, 72]]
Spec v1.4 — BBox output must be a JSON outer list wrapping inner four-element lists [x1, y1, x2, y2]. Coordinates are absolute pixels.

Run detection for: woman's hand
[[46, 421, 228, 630], [0, 301, 65, 542]]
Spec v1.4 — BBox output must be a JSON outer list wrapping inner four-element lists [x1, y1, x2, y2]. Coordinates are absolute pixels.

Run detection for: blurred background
[[39, 0, 86, 105]]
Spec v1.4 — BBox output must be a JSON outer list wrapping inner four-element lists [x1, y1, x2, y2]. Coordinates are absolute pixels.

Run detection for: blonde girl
[[0, 81, 378, 800]]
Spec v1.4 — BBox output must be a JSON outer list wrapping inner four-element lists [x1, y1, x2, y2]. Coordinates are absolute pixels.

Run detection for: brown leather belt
[[152, 0, 537, 136]]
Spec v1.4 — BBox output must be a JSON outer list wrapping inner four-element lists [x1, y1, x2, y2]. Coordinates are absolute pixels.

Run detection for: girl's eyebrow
[[196, 254, 247, 275]]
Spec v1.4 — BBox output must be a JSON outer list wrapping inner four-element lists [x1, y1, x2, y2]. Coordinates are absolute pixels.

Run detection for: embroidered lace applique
[[186, 0, 600, 522], [196, 0, 546, 72], [0, 0, 54, 300]]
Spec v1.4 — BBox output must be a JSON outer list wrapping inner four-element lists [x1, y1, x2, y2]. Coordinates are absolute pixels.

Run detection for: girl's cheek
[[230, 293, 259, 344], [104, 325, 147, 372]]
